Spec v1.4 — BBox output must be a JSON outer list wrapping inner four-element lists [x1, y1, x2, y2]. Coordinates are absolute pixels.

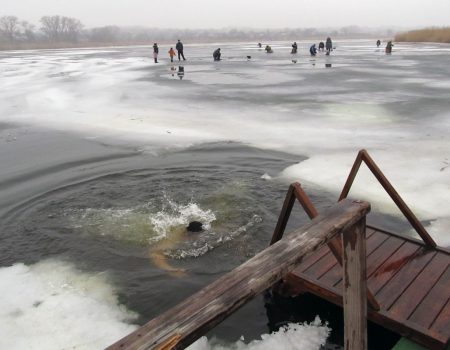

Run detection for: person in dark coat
[[325, 37, 332, 55], [175, 39, 186, 61], [318, 41, 325, 51], [377, 39, 381, 47], [385, 41, 394, 54], [153, 43, 159, 63], [309, 44, 317, 56], [213, 48, 221, 61], [291, 42, 298, 54]]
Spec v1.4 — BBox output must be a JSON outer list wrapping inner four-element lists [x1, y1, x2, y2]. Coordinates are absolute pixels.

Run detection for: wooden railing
[[107, 199, 370, 350], [339, 149, 436, 248], [270, 182, 380, 311]]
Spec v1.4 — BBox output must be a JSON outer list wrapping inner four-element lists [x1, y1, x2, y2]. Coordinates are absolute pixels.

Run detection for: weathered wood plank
[[375, 250, 436, 310], [430, 298, 450, 341], [283, 273, 449, 350], [368, 242, 420, 294], [342, 217, 368, 350], [107, 199, 370, 350], [318, 229, 385, 287], [335, 235, 404, 290], [409, 264, 450, 328], [389, 254, 449, 319]]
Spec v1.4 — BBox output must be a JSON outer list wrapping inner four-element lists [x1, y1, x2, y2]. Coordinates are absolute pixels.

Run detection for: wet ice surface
[[1, 40, 450, 349]]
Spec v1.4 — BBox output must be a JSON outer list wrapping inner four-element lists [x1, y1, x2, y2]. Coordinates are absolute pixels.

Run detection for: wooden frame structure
[[270, 149, 449, 350]]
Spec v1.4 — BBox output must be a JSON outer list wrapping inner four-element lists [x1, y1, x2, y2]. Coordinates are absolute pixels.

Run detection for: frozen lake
[[0, 40, 449, 349]]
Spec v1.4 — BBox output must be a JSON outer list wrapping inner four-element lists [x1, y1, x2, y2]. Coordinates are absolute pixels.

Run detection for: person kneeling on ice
[[309, 44, 317, 56], [213, 48, 221, 61], [385, 41, 394, 54], [150, 221, 204, 277], [265, 45, 273, 53], [318, 41, 325, 51]]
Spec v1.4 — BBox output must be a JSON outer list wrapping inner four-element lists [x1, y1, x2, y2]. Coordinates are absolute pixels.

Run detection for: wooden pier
[[281, 225, 450, 350], [271, 150, 449, 350]]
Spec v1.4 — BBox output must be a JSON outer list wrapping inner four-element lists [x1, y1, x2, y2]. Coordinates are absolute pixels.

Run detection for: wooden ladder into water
[[271, 150, 450, 350]]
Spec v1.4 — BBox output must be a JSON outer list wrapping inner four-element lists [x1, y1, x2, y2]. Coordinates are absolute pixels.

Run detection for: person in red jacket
[[168, 47, 176, 62]]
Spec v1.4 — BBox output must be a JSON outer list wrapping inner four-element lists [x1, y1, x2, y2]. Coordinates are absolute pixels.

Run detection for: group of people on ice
[[153, 39, 186, 63], [152, 37, 395, 64], [308, 37, 333, 56]]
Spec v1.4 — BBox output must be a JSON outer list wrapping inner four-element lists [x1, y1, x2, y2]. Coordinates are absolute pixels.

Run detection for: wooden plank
[[409, 264, 450, 328], [343, 217, 368, 350], [375, 250, 436, 310], [107, 199, 370, 350], [296, 244, 330, 272], [389, 254, 449, 321], [302, 230, 378, 281], [318, 229, 387, 287], [430, 298, 450, 341], [367, 225, 450, 255], [368, 242, 420, 294], [283, 273, 449, 350], [286, 273, 448, 350], [335, 235, 404, 290]]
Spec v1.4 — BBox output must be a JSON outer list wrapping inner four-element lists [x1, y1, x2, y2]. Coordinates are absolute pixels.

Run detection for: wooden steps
[[283, 226, 450, 350]]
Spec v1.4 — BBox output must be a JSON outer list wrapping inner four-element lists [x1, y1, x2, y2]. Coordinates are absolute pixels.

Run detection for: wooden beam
[[343, 216, 368, 350], [107, 199, 370, 350]]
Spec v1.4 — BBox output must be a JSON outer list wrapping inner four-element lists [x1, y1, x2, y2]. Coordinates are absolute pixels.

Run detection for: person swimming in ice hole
[[150, 221, 203, 277]]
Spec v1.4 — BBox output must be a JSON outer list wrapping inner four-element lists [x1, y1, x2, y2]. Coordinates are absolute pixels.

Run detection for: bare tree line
[[0, 14, 393, 50]]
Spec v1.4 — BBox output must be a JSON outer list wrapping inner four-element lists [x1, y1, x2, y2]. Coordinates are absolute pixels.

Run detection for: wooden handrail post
[[270, 184, 296, 245], [343, 215, 368, 350]]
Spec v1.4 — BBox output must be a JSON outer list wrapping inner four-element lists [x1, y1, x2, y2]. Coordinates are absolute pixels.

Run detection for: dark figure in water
[[187, 221, 203, 232], [325, 37, 333, 55], [377, 39, 381, 47], [176, 39, 186, 61], [318, 41, 325, 51], [291, 42, 298, 54], [213, 48, 221, 61], [309, 44, 317, 56], [258, 42, 262, 48], [150, 221, 203, 277], [152, 43, 159, 63], [385, 41, 394, 54], [265, 45, 273, 53]]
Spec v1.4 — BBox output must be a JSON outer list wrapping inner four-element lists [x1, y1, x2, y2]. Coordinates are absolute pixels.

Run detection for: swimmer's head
[[187, 221, 203, 233]]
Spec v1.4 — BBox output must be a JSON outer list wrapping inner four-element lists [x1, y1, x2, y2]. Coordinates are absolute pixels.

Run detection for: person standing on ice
[[325, 37, 333, 55], [377, 39, 381, 47], [291, 42, 298, 54], [385, 41, 394, 54], [168, 47, 176, 62], [153, 43, 159, 63], [176, 39, 186, 61]]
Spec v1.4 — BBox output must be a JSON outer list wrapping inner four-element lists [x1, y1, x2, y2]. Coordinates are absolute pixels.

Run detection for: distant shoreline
[[395, 27, 450, 43], [0, 35, 385, 52]]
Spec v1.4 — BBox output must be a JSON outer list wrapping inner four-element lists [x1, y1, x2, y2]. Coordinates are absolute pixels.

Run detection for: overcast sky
[[2, 0, 450, 29]]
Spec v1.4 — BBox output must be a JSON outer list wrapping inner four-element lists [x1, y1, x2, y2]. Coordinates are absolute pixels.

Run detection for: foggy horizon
[[2, 0, 450, 29]]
